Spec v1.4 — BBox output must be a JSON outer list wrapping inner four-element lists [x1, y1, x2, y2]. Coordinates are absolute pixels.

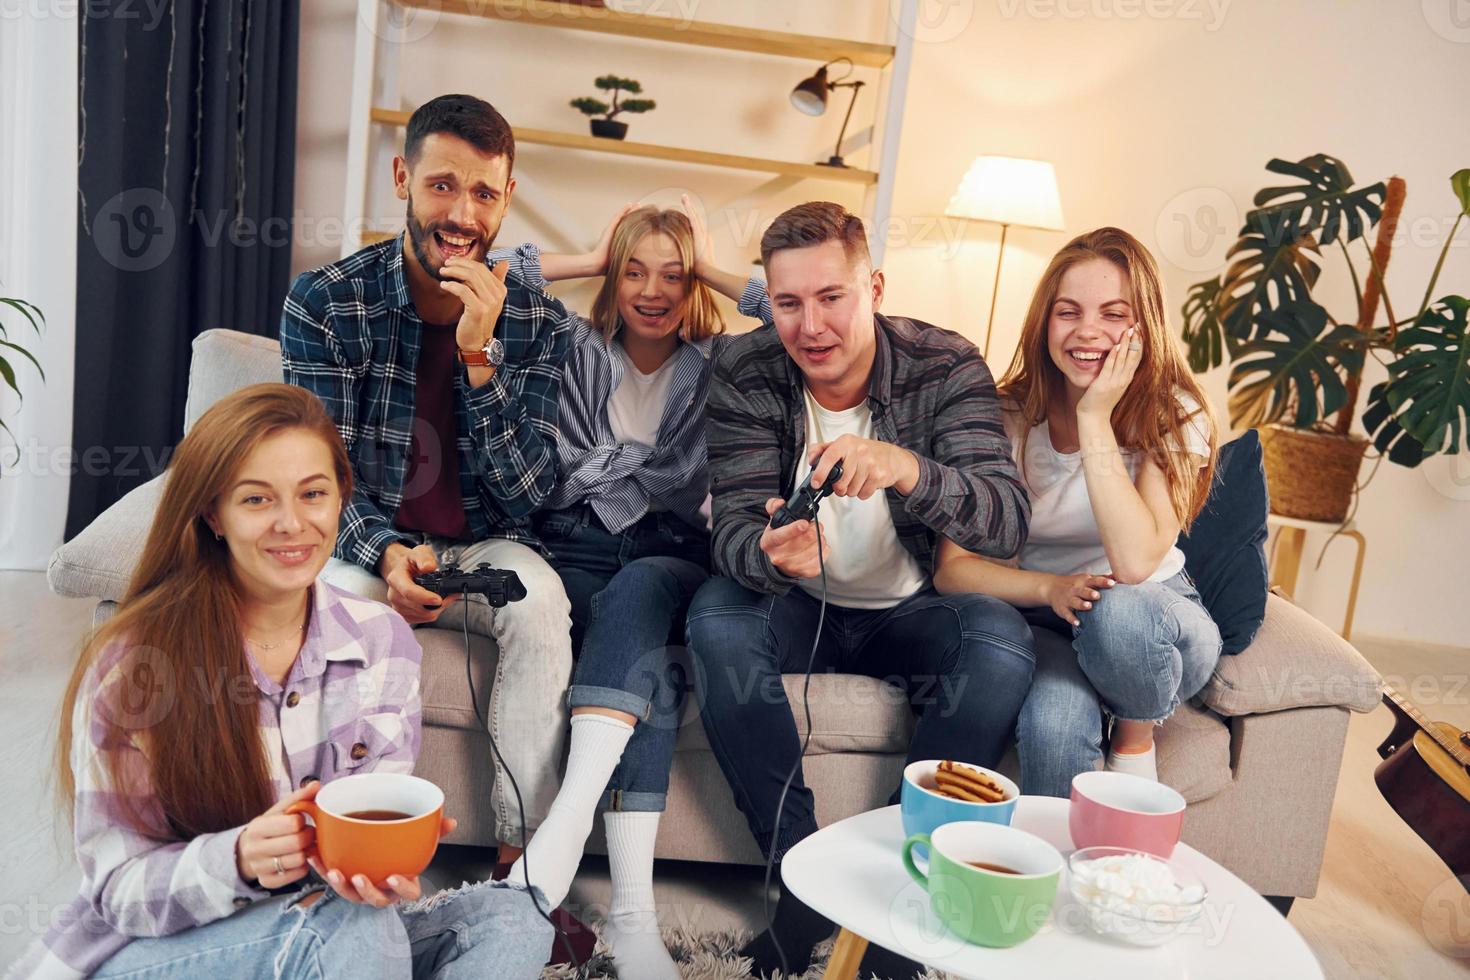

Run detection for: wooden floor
[[3, 569, 1467, 977]]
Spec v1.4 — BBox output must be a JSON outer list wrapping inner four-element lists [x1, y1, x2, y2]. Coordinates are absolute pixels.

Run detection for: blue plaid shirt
[[280, 235, 573, 572]]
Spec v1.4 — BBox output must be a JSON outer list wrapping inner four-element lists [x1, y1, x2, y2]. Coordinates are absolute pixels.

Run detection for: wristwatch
[[457, 336, 505, 369]]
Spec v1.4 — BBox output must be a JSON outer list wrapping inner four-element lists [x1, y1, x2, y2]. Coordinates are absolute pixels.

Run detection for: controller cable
[[761, 509, 828, 979], [459, 598, 578, 968]]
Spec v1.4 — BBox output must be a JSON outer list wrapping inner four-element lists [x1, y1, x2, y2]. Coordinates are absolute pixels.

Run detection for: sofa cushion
[[1202, 592, 1381, 716], [184, 329, 282, 434], [47, 474, 165, 601], [1155, 699, 1233, 802], [1179, 429, 1269, 655]]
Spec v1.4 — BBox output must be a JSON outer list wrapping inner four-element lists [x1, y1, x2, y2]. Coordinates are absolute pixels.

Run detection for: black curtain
[[68, 0, 300, 537]]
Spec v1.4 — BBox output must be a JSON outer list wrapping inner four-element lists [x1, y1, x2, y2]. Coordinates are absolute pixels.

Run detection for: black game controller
[[414, 563, 528, 608], [770, 459, 844, 529]]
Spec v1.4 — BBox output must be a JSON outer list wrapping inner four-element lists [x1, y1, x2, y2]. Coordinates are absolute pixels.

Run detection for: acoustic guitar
[[1374, 686, 1470, 888]]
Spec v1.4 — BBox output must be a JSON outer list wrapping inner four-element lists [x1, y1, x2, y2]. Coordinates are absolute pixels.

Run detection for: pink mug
[[1069, 770, 1186, 857]]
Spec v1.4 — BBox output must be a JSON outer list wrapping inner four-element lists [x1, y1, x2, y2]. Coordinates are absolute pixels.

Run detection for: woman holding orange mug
[[9, 384, 551, 979]]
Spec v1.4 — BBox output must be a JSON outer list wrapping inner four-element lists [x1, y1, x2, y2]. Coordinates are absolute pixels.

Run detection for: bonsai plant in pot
[[570, 75, 655, 141], [0, 292, 45, 467], [1182, 155, 1469, 522]]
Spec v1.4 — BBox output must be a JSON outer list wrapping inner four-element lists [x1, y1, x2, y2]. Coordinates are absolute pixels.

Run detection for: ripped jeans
[[1014, 570, 1223, 798], [92, 881, 553, 980]]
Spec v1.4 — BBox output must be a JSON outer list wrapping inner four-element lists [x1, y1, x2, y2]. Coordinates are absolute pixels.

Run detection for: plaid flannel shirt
[[13, 583, 422, 980], [280, 235, 573, 572]]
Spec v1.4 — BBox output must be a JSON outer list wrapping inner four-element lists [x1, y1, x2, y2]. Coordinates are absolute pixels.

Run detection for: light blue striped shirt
[[488, 243, 770, 534]]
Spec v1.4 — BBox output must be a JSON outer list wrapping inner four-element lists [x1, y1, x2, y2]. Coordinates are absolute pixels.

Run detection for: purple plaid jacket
[[9, 582, 422, 979]]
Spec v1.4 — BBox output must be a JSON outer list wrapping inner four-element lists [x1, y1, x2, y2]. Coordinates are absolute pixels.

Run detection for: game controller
[[414, 563, 528, 608], [770, 459, 844, 529]]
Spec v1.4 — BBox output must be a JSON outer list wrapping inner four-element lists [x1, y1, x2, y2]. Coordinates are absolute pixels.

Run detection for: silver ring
[[273, 855, 284, 876], [1128, 340, 1142, 352]]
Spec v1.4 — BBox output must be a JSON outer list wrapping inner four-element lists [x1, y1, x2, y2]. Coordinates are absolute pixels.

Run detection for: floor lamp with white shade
[[945, 156, 1065, 359]]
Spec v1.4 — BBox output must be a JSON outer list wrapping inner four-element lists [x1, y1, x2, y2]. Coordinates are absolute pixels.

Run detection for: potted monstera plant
[[0, 292, 44, 466], [1182, 155, 1469, 522], [570, 75, 656, 141]]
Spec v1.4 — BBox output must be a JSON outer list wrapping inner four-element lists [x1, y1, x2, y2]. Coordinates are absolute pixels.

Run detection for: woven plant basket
[[1258, 424, 1369, 522]]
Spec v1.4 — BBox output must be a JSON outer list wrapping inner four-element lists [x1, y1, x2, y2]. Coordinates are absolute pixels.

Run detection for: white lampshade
[[945, 156, 1065, 231]]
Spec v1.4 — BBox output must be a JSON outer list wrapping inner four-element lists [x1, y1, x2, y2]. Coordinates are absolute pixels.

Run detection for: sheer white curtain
[[0, 12, 78, 570]]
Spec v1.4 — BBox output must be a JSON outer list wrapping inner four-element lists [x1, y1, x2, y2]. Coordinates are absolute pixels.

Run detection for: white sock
[[508, 713, 633, 908], [602, 810, 679, 980], [1106, 742, 1158, 781]]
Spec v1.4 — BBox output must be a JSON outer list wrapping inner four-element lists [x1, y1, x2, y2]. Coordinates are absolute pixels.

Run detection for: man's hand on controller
[[759, 498, 831, 579], [808, 435, 920, 500], [380, 543, 459, 625], [439, 258, 509, 356]]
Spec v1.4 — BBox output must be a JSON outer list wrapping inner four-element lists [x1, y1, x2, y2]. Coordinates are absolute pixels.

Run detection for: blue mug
[[901, 760, 1018, 858]]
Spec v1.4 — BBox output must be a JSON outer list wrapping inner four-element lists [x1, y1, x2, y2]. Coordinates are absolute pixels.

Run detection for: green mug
[[901, 821, 1063, 948]]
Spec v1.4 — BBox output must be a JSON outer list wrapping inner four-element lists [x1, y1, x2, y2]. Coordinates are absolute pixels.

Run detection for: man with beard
[[279, 94, 587, 958]]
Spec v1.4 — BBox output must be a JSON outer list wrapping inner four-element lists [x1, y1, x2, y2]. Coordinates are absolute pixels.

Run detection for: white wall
[[0, 9, 78, 570], [292, 0, 1470, 648]]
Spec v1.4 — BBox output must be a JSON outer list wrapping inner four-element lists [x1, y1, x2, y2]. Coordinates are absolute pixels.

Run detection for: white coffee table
[[781, 797, 1323, 980]]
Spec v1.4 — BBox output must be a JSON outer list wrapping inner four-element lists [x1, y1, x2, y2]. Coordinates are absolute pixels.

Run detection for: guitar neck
[[1385, 687, 1470, 767]]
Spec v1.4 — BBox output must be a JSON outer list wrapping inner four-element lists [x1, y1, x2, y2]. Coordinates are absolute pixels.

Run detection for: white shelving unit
[[342, 0, 916, 263]]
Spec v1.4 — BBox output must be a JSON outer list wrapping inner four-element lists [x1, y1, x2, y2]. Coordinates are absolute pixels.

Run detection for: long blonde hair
[[998, 227, 1217, 529], [589, 207, 725, 344], [57, 384, 353, 839]]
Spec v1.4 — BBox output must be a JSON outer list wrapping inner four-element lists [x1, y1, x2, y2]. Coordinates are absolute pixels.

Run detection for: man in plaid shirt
[[279, 95, 577, 898]]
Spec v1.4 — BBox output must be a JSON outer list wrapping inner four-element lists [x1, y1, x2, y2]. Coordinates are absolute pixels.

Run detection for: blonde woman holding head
[[934, 227, 1222, 797], [486, 202, 768, 978]]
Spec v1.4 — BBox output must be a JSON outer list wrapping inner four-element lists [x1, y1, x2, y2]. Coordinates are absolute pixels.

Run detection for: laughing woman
[[933, 227, 1222, 797], [487, 200, 767, 979], [10, 384, 550, 980]]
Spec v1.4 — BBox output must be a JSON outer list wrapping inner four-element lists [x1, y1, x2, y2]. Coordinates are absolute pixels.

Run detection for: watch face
[[485, 337, 506, 366]]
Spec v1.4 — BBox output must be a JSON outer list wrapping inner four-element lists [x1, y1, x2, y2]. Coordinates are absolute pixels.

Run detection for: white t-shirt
[[607, 341, 678, 449], [1010, 394, 1211, 582], [793, 387, 928, 609]]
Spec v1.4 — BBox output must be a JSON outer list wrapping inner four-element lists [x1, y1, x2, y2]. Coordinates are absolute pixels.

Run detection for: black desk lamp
[[790, 58, 865, 168]]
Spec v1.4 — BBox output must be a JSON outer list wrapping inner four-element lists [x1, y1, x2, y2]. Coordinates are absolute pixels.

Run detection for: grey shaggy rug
[[539, 925, 952, 979]]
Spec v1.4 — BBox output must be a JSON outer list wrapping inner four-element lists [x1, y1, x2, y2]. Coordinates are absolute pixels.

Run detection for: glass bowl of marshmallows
[[1067, 846, 1208, 946]]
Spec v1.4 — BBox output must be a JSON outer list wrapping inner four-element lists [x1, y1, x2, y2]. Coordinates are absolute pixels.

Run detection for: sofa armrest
[[46, 474, 165, 601], [1201, 592, 1381, 717]]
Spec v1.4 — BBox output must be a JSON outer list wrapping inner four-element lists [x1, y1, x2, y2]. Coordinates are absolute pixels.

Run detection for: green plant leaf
[[1363, 382, 1428, 467], [1452, 169, 1470, 216], [1227, 299, 1365, 429], [0, 353, 20, 402], [1365, 296, 1470, 462], [1217, 229, 1322, 341], [1248, 154, 1386, 246], [0, 297, 46, 338], [0, 338, 43, 380], [1181, 276, 1228, 372], [620, 99, 656, 114], [570, 97, 610, 116]]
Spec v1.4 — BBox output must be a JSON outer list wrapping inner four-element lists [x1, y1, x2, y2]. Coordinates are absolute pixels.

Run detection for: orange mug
[[286, 772, 445, 886]]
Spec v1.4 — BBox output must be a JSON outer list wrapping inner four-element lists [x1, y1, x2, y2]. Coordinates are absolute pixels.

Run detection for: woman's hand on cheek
[[1076, 325, 1143, 420]]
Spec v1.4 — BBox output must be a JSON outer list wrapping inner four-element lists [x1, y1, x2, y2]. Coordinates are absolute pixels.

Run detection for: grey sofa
[[48, 328, 1384, 902]]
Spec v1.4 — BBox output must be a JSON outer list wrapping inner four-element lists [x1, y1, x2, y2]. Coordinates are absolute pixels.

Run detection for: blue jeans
[[538, 505, 711, 812], [1015, 570, 1224, 798], [685, 577, 1036, 860], [93, 882, 553, 979]]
